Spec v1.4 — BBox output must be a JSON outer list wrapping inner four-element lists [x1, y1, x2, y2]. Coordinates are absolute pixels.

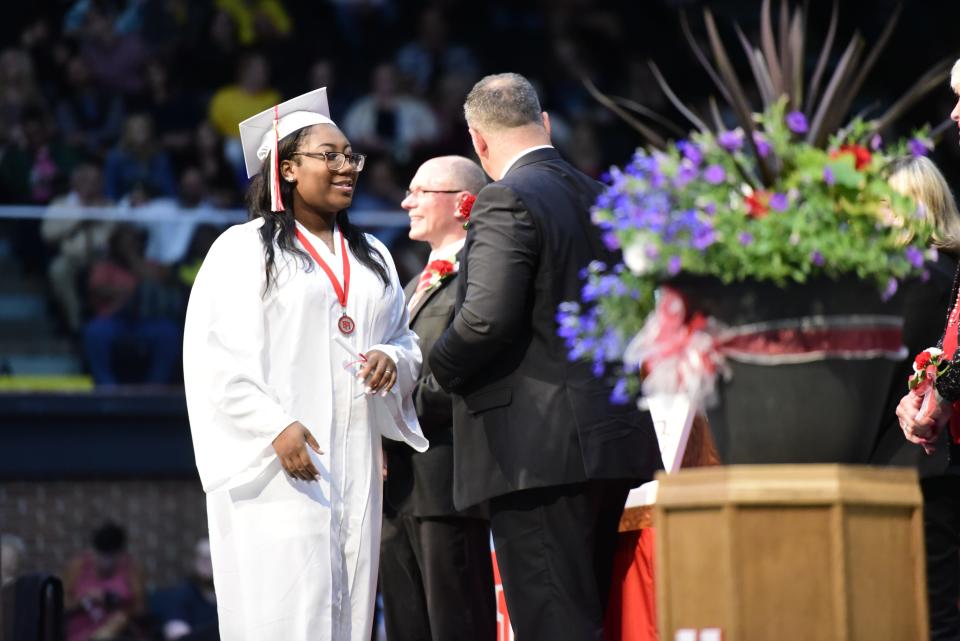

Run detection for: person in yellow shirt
[[215, 0, 292, 45], [208, 53, 281, 174], [208, 53, 280, 140]]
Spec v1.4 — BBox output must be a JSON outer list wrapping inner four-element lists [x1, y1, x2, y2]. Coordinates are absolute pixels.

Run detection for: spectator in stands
[[76, 7, 150, 96], [132, 61, 203, 160], [0, 107, 78, 204], [150, 538, 218, 641], [343, 62, 439, 165], [42, 161, 114, 333], [64, 522, 148, 641], [192, 121, 241, 207], [104, 113, 178, 201], [1, 534, 26, 587], [208, 52, 281, 175], [82, 224, 181, 386], [308, 58, 351, 120], [176, 224, 221, 289], [394, 7, 478, 96], [351, 155, 404, 211], [56, 58, 126, 158], [141, 167, 212, 267], [181, 10, 240, 96], [0, 47, 49, 136], [564, 121, 604, 179], [431, 71, 475, 156], [216, 0, 292, 45]]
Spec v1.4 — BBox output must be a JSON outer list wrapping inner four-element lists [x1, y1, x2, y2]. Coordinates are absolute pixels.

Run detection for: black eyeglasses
[[404, 188, 462, 199], [293, 151, 366, 172]]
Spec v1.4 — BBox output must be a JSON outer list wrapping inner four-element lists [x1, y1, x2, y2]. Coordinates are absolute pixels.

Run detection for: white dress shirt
[[498, 144, 555, 180]]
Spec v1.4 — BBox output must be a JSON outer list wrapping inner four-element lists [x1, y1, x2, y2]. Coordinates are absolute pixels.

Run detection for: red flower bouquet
[[908, 347, 950, 423]]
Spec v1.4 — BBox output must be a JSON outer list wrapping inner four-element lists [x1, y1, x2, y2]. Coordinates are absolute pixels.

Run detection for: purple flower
[[786, 111, 808, 134], [703, 202, 717, 216], [882, 278, 898, 301], [693, 226, 717, 250], [823, 167, 835, 186], [739, 232, 754, 246], [718, 130, 744, 152], [922, 270, 931, 283], [753, 131, 772, 158], [810, 250, 825, 266], [905, 246, 925, 268], [704, 164, 726, 184], [909, 138, 930, 157], [673, 160, 698, 188], [601, 232, 620, 250], [677, 141, 702, 166], [610, 378, 630, 405], [870, 134, 883, 151], [592, 360, 605, 377], [667, 255, 682, 275], [769, 192, 789, 211]]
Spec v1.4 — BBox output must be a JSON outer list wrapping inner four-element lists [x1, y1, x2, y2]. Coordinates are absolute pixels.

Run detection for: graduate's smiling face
[[282, 124, 359, 213]]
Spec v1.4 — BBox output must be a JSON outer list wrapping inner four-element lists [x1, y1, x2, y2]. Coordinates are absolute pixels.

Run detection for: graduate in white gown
[[182, 87, 427, 641]]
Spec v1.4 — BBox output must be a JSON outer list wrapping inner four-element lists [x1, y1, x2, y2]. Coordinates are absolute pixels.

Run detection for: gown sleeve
[[183, 225, 297, 491], [364, 236, 428, 452]]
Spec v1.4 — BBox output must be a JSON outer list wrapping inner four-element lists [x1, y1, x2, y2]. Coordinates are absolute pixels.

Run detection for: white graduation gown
[[182, 218, 427, 641]]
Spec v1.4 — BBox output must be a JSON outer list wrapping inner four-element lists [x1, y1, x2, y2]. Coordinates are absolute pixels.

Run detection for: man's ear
[[541, 111, 552, 139], [469, 126, 488, 159]]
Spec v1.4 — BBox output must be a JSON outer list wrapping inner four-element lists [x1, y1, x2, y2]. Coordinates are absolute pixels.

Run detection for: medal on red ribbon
[[295, 227, 355, 335]]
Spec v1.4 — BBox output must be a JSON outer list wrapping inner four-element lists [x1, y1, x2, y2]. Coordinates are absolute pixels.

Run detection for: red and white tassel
[[270, 104, 284, 212]]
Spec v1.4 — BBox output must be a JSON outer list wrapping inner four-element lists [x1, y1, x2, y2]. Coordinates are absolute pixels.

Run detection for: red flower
[[427, 259, 455, 277], [830, 144, 872, 170], [745, 191, 770, 219], [914, 351, 932, 370], [458, 194, 476, 222]]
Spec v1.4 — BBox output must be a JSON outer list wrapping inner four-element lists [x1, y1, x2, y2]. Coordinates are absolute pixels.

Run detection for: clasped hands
[[271, 349, 397, 481], [896, 390, 952, 454]]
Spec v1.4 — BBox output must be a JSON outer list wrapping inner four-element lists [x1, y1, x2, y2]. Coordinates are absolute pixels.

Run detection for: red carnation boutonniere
[[458, 194, 477, 229], [419, 258, 459, 293]]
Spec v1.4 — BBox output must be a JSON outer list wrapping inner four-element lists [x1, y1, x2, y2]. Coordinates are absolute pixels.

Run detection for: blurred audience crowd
[[0, 0, 670, 386], [3, 525, 217, 641], [2, 0, 955, 387]]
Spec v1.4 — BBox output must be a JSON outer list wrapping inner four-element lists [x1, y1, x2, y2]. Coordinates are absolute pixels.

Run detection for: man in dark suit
[[379, 155, 495, 641], [429, 73, 663, 641]]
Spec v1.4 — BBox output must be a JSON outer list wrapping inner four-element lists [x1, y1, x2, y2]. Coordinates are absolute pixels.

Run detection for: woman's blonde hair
[[951, 58, 960, 94], [887, 155, 960, 253]]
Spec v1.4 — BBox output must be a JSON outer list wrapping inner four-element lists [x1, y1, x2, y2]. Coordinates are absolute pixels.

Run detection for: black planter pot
[[666, 275, 907, 465]]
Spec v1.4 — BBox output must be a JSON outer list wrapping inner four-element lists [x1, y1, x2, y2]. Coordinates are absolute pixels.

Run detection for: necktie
[[407, 266, 435, 314]]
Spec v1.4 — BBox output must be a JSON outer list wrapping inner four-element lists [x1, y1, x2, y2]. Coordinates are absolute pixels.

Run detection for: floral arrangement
[[561, 1, 949, 403]]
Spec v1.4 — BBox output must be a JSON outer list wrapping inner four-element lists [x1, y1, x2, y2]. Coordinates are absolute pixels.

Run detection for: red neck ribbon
[[295, 227, 350, 309]]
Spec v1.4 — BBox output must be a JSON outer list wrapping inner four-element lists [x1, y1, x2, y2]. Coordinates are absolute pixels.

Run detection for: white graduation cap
[[238, 87, 336, 212]]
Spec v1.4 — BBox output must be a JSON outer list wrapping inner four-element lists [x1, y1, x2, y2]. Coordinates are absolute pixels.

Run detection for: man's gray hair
[[464, 73, 543, 131]]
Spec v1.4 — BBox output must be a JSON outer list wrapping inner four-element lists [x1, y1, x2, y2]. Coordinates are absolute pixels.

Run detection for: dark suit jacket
[[384, 252, 483, 517], [429, 147, 663, 509]]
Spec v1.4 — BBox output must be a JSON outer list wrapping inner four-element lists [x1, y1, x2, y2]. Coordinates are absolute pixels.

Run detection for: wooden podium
[[654, 465, 927, 641]]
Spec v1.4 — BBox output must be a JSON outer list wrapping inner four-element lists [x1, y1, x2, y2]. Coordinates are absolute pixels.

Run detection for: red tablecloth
[[604, 528, 657, 641]]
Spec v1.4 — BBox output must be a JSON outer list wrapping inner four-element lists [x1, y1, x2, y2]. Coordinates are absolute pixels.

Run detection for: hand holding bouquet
[[905, 348, 951, 453]]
